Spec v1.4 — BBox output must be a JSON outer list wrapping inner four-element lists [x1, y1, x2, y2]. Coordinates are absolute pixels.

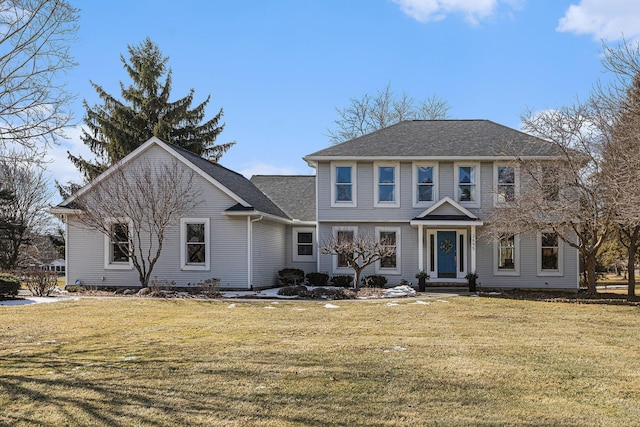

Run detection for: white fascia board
[[303, 155, 567, 162], [409, 220, 484, 227], [223, 210, 293, 225]]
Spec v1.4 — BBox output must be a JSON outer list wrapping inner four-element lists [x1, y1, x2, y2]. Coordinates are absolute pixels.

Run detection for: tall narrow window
[[297, 232, 313, 256], [186, 223, 206, 265], [181, 218, 210, 271], [337, 230, 354, 268], [110, 223, 129, 263], [542, 166, 559, 201], [541, 232, 559, 270], [417, 166, 434, 203], [458, 165, 477, 203], [379, 231, 397, 269], [335, 166, 352, 202], [497, 166, 515, 203], [498, 236, 515, 270], [378, 166, 396, 203], [429, 234, 435, 272]]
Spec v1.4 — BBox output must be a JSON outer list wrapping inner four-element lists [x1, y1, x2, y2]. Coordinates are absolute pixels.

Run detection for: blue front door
[[437, 231, 457, 278]]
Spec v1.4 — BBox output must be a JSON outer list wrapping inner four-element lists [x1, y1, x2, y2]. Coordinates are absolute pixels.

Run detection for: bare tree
[[320, 233, 396, 289], [485, 104, 613, 295], [0, 158, 52, 269], [0, 0, 78, 161], [326, 82, 451, 144], [72, 159, 202, 287]]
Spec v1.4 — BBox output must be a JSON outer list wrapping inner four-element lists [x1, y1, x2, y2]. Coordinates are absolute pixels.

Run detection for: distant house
[[53, 120, 579, 291]]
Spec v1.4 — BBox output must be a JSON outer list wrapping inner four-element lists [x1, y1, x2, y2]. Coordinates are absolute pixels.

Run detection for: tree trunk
[[585, 252, 598, 295], [627, 241, 637, 300]]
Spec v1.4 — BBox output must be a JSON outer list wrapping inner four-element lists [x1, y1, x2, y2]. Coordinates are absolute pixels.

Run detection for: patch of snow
[[393, 345, 407, 351], [436, 300, 450, 303], [386, 302, 400, 306], [410, 300, 430, 305], [488, 292, 501, 295], [264, 306, 276, 309], [227, 303, 236, 309], [123, 356, 137, 361], [382, 285, 416, 298], [324, 303, 340, 309], [0, 296, 79, 306]]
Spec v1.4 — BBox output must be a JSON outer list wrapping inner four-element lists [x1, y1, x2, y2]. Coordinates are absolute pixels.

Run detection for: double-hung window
[[496, 165, 516, 204], [181, 218, 210, 270], [455, 163, 480, 207], [414, 163, 438, 206], [542, 166, 560, 201], [376, 227, 401, 274], [537, 231, 563, 276], [333, 227, 357, 271], [104, 220, 133, 269], [494, 234, 520, 276], [293, 228, 315, 262], [375, 163, 399, 207], [332, 163, 356, 207]]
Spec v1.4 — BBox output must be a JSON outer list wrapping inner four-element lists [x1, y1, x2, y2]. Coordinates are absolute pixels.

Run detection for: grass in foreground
[[1, 296, 639, 426]]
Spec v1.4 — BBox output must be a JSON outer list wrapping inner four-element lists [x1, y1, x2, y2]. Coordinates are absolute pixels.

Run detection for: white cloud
[[238, 161, 308, 179], [557, 0, 640, 41], [392, 0, 510, 25]]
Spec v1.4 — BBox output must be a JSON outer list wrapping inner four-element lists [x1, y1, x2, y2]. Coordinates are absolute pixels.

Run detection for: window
[[181, 218, 210, 270], [413, 163, 438, 206], [332, 226, 357, 271], [104, 220, 133, 270], [542, 166, 559, 201], [537, 231, 563, 276], [374, 162, 399, 207], [375, 227, 401, 274], [493, 234, 521, 276], [293, 228, 315, 262], [496, 165, 516, 203], [455, 163, 480, 207], [331, 163, 357, 207]]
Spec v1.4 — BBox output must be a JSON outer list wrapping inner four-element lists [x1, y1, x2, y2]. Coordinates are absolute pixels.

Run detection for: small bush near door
[[330, 275, 353, 288], [362, 275, 387, 288], [306, 272, 329, 286]]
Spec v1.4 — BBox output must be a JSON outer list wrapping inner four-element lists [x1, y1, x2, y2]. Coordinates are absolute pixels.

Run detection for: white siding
[[251, 220, 286, 289]]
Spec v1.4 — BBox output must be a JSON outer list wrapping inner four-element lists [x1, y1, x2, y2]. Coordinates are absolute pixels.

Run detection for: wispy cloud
[[392, 0, 517, 25], [557, 0, 640, 41]]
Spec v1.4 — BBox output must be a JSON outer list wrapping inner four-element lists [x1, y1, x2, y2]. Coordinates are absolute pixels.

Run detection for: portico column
[[418, 224, 424, 272], [470, 225, 477, 273]]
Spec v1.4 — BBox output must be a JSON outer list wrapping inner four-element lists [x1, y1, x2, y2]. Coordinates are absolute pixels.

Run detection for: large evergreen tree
[[68, 38, 234, 181]]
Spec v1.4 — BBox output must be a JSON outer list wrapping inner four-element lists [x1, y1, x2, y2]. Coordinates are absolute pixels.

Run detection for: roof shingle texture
[[250, 175, 316, 222], [165, 144, 290, 220], [305, 120, 564, 158]]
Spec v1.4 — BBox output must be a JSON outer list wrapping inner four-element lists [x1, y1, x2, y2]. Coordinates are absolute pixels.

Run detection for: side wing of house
[[58, 139, 291, 290]]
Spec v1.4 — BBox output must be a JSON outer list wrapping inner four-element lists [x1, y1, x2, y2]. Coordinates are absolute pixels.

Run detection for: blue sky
[[48, 0, 640, 202]]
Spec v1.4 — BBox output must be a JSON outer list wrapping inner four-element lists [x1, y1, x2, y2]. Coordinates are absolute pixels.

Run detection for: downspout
[[248, 215, 263, 290]]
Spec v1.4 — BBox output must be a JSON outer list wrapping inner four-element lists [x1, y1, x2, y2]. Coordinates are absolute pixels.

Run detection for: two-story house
[[303, 120, 579, 290], [54, 120, 579, 291]]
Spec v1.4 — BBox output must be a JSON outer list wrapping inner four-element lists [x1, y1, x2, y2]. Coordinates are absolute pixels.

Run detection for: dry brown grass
[[1, 295, 639, 426]]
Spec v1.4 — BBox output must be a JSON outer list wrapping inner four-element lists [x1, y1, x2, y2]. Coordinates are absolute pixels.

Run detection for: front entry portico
[[411, 197, 483, 282]]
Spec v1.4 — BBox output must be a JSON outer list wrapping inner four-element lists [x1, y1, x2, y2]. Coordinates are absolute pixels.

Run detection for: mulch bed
[[481, 289, 640, 306]]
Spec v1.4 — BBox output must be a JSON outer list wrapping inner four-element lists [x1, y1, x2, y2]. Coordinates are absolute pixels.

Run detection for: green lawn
[[1, 296, 639, 426]]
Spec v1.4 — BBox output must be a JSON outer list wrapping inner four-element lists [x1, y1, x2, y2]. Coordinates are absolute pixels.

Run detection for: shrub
[[23, 270, 58, 296], [278, 268, 305, 285], [198, 277, 221, 297], [278, 284, 308, 296], [0, 273, 20, 296], [362, 275, 387, 288], [306, 272, 329, 286], [330, 275, 353, 288], [65, 285, 85, 293]]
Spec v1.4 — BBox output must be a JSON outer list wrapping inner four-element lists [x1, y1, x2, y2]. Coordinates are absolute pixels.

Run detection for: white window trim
[[537, 231, 563, 277], [493, 163, 519, 207], [493, 234, 520, 276], [375, 226, 401, 275], [331, 226, 357, 273], [331, 162, 357, 207], [104, 218, 133, 270], [180, 218, 211, 271], [454, 162, 481, 208], [374, 162, 400, 208], [293, 227, 315, 262], [413, 162, 439, 208]]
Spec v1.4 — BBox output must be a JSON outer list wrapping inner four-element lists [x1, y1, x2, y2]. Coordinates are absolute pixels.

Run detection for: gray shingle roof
[[164, 143, 291, 220], [250, 175, 316, 222], [305, 120, 564, 159]]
